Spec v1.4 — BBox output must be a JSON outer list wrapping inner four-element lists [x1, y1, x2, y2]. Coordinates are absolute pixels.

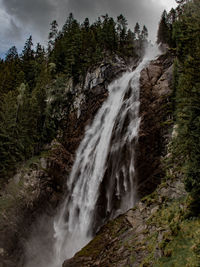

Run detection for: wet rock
[[136, 52, 174, 198]]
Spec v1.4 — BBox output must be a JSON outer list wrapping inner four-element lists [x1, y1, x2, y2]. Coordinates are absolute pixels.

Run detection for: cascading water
[[54, 70, 138, 264], [24, 46, 160, 267]]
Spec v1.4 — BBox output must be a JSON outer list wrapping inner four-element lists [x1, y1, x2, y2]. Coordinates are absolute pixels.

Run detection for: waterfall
[[24, 46, 160, 267]]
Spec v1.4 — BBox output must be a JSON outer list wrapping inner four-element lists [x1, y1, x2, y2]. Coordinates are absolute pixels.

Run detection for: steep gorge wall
[[136, 52, 174, 198], [62, 52, 175, 266]]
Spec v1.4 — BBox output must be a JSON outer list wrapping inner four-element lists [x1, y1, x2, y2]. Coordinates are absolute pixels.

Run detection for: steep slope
[[63, 51, 200, 267], [136, 52, 174, 198], [63, 168, 187, 267], [63, 150, 200, 267]]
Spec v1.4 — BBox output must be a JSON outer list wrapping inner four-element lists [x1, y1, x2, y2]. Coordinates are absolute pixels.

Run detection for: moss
[[77, 234, 104, 258], [141, 191, 159, 206], [154, 219, 200, 267], [160, 119, 173, 127], [139, 232, 159, 266], [139, 191, 200, 267], [76, 215, 127, 259], [129, 254, 136, 264]]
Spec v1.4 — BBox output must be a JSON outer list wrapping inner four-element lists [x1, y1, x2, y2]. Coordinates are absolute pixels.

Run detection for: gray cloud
[[1, 0, 56, 37], [0, 0, 177, 56], [0, 5, 23, 56], [59, 0, 166, 41], [4, 18, 22, 40]]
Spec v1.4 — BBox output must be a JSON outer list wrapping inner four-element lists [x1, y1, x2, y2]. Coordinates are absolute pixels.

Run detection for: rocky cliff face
[[136, 52, 174, 198], [0, 55, 128, 267], [62, 52, 176, 266]]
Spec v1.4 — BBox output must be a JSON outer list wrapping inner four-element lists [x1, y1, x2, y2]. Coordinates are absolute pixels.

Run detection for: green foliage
[[49, 13, 147, 81], [134, 22, 140, 39], [157, 10, 171, 45], [171, 0, 200, 213], [48, 20, 58, 53], [154, 218, 200, 267], [0, 63, 56, 181], [141, 185, 200, 267], [157, 8, 177, 46]]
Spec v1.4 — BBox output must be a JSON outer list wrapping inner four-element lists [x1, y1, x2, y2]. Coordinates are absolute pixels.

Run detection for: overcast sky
[[0, 0, 177, 58]]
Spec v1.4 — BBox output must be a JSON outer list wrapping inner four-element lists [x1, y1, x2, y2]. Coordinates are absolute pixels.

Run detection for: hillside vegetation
[[63, 1, 200, 265], [0, 14, 148, 184], [156, 0, 200, 213]]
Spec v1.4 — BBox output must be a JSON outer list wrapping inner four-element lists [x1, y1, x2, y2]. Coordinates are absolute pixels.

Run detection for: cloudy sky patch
[[0, 0, 177, 58]]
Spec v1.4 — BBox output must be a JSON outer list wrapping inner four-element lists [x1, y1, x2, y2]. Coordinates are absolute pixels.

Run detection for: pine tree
[[22, 35, 34, 60], [172, 0, 200, 212], [82, 18, 90, 31], [0, 91, 20, 179], [21, 36, 36, 89], [48, 20, 58, 53], [117, 14, 128, 44], [141, 25, 148, 40], [157, 10, 170, 44], [62, 13, 76, 33], [134, 22, 140, 39], [5, 46, 18, 62]]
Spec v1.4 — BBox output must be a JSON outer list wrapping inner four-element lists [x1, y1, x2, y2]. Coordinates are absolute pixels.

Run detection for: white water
[[24, 46, 160, 267]]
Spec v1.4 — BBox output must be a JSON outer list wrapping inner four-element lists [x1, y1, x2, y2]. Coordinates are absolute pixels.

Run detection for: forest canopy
[[157, 0, 200, 213], [0, 14, 148, 183]]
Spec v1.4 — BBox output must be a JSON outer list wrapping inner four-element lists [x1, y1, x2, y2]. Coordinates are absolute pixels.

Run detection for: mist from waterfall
[[24, 45, 161, 267]]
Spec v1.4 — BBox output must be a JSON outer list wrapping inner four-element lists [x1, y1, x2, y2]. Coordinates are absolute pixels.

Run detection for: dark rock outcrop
[[136, 52, 174, 198]]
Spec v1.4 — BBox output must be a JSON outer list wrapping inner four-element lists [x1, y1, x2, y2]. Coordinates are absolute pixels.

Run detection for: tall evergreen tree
[[157, 10, 170, 44], [117, 14, 128, 43], [22, 35, 34, 60], [82, 18, 90, 31], [5, 46, 18, 62], [172, 0, 200, 212], [21, 36, 36, 88], [141, 25, 148, 40], [48, 20, 58, 53], [62, 13, 76, 33], [134, 22, 140, 39]]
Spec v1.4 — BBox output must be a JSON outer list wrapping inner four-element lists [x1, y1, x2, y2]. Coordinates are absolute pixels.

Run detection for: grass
[[139, 192, 200, 267], [155, 219, 200, 267]]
